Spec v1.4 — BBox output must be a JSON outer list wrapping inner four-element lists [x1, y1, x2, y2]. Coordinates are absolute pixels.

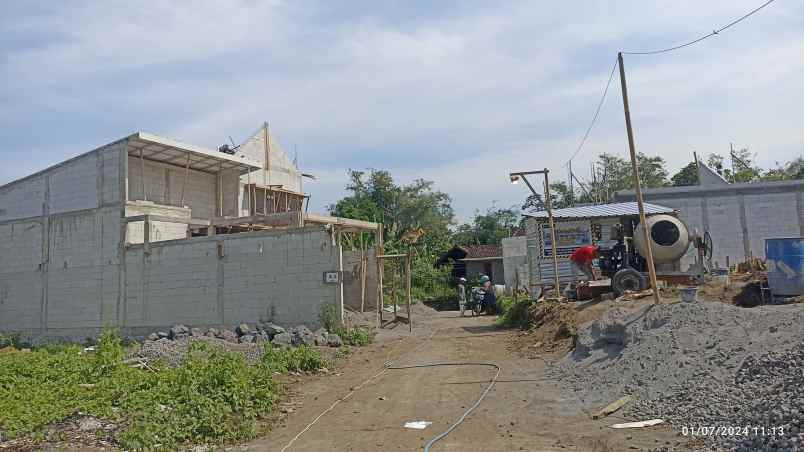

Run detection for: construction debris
[[609, 419, 664, 429], [591, 395, 631, 420]]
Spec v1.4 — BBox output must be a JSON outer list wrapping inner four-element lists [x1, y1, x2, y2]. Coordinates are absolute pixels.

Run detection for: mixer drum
[[633, 214, 691, 263]]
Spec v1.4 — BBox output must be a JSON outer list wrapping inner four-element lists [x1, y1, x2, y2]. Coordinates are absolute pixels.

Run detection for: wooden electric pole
[[617, 52, 660, 305]]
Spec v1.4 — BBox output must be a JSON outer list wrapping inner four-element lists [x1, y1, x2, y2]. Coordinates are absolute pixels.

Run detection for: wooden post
[[143, 215, 151, 255], [406, 246, 412, 332], [337, 229, 345, 324], [542, 169, 561, 297], [180, 153, 190, 206], [692, 151, 700, 186], [360, 234, 366, 313], [139, 148, 147, 201], [376, 224, 384, 327], [263, 122, 268, 187], [218, 162, 224, 217], [618, 52, 660, 305]]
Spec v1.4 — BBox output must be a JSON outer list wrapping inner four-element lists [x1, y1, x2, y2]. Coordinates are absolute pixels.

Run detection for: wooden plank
[[592, 396, 632, 420], [305, 213, 379, 230], [212, 211, 303, 228]]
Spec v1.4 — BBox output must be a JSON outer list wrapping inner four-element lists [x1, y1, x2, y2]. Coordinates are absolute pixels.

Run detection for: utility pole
[[617, 52, 660, 305], [568, 161, 574, 206], [693, 151, 700, 185]]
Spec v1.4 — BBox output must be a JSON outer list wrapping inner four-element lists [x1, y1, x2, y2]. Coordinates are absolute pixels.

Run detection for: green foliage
[[452, 207, 520, 246], [334, 327, 374, 347], [522, 181, 574, 212], [0, 332, 329, 450], [319, 302, 340, 332], [260, 345, 327, 373], [670, 161, 699, 187], [495, 295, 533, 329], [0, 333, 23, 349]]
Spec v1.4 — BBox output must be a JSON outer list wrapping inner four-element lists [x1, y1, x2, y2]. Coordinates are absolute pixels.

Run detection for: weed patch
[[0, 331, 327, 450], [495, 295, 533, 329]]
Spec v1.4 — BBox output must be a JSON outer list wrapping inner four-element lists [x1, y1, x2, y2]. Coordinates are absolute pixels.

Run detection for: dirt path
[[242, 305, 691, 452]]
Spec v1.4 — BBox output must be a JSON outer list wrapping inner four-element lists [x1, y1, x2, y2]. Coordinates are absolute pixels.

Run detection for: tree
[[670, 161, 699, 187], [762, 157, 804, 181], [521, 181, 574, 212], [576, 153, 669, 203], [328, 169, 454, 249], [707, 148, 761, 183], [452, 207, 520, 246]]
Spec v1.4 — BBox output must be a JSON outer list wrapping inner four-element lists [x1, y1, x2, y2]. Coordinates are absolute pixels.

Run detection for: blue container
[[765, 238, 804, 297]]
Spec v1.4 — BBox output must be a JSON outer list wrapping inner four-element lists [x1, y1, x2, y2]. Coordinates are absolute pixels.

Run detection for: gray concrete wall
[[122, 227, 340, 331], [502, 236, 528, 293], [615, 180, 804, 268]]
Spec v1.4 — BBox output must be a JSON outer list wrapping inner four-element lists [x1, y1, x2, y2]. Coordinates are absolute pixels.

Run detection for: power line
[[565, 58, 618, 166], [622, 0, 776, 55]]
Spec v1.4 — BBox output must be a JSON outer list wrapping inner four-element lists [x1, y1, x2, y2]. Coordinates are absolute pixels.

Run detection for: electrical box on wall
[[323, 271, 339, 284]]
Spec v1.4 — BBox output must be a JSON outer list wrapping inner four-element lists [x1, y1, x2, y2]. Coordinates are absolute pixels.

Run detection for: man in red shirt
[[570, 245, 598, 281]]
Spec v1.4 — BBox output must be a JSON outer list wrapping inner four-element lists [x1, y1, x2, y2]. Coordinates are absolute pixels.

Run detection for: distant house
[[436, 244, 504, 285]]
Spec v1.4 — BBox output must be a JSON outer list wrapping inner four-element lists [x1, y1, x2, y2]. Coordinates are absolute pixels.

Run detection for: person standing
[[570, 245, 599, 281], [457, 277, 467, 313]]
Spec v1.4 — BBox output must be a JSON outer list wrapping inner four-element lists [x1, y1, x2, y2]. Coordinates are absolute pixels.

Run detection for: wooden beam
[[211, 211, 303, 228], [304, 213, 379, 230]]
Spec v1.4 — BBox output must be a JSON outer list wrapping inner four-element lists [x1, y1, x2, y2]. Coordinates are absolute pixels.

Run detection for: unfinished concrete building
[[0, 125, 380, 340]]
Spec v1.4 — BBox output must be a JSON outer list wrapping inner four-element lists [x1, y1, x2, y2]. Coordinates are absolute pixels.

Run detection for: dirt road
[[244, 305, 691, 452]]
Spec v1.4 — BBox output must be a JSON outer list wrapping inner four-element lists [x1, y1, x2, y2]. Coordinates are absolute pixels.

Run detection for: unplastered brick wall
[[0, 207, 122, 336], [122, 227, 340, 331], [617, 182, 804, 268], [0, 142, 123, 222], [127, 156, 217, 220]]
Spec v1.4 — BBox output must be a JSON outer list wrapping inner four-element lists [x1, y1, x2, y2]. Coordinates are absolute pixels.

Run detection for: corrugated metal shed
[[524, 201, 675, 220]]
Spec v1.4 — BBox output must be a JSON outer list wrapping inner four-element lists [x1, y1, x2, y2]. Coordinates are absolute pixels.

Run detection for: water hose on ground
[[278, 338, 500, 452]]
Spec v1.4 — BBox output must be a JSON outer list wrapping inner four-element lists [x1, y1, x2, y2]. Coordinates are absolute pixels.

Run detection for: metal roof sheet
[[524, 201, 675, 220], [127, 132, 262, 174]]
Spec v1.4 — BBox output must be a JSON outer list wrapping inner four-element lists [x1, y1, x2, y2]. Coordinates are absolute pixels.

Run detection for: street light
[[509, 169, 561, 299]]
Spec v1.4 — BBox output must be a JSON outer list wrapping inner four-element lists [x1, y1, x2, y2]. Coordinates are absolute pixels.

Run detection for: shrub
[[334, 326, 374, 346], [319, 302, 339, 332], [260, 345, 327, 373], [495, 295, 533, 329]]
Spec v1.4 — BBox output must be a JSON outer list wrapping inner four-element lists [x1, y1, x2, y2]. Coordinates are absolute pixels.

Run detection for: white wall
[[127, 156, 217, 220]]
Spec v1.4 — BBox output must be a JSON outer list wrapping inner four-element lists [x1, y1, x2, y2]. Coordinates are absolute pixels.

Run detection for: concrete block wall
[[616, 182, 804, 268], [127, 156, 217, 220], [122, 227, 340, 331], [502, 236, 528, 293], [0, 208, 122, 337]]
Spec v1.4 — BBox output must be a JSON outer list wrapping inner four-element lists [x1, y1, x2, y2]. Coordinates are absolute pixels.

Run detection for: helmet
[[479, 275, 490, 284]]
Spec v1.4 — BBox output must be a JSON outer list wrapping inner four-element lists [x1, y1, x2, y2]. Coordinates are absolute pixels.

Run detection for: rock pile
[[136, 322, 343, 366], [143, 322, 342, 348], [551, 301, 804, 451]]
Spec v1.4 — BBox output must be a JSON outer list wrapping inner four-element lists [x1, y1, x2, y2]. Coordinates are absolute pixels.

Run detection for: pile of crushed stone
[[551, 301, 804, 451]]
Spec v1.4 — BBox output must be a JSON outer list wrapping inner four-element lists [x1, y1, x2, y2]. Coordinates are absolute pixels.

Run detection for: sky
[[1, 1, 802, 223]]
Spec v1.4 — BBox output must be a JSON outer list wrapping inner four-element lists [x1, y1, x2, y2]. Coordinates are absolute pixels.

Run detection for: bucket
[[679, 286, 697, 303]]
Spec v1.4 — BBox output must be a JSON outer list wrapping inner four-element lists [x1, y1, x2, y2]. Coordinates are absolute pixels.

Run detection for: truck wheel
[[612, 268, 647, 296]]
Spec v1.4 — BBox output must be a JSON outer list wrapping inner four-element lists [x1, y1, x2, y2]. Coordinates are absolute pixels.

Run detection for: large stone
[[291, 325, 316, 347], [236, 323, 251, 336], [157, 331, 169, 339], [146, 333, 159, 342], [239, 335, 254, 344], [218, 329, 238, 343], [314, 332, 328, 346], [262, 323, 286, 338], [169, 324, 190, 339], [205, 328, 219, 337], [190, 327, 204, 337], [253, 332, 270, 344], [326, 333, 343, 347], [271, 332, 292, 347]]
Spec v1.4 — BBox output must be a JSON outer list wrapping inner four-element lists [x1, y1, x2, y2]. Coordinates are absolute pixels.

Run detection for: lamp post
[[510, 169, 561, 298]]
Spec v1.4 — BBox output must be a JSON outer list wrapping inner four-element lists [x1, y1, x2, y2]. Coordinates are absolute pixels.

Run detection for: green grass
[[495, 295, 533, 329], [334, 326, 374, 347], [0, 330, 327, 450]]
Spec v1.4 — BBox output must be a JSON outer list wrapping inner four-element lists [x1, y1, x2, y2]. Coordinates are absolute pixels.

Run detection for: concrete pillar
[[738, 194, 750, 258]]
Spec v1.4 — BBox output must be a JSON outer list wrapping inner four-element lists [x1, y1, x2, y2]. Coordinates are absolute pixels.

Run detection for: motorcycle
[[461, 287, 489, 316]]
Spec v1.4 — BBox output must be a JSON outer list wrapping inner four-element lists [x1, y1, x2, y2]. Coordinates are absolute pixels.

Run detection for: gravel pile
[[134, 322, 343, 367], [629, 344, 803, 451], [551, 301, 804, 451]]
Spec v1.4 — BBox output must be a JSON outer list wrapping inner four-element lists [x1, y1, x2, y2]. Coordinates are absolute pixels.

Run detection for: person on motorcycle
[[479, 275, 497, 314]]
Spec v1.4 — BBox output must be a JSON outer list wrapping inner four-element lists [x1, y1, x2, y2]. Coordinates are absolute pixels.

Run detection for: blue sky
[[2, 1, 802, 222]]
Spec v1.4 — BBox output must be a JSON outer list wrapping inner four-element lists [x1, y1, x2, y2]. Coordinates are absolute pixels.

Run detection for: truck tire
[[612, 268, 647, 296]]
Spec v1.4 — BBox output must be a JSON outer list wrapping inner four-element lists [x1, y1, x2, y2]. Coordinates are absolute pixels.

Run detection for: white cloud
[[1, 0, 802, 222]]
